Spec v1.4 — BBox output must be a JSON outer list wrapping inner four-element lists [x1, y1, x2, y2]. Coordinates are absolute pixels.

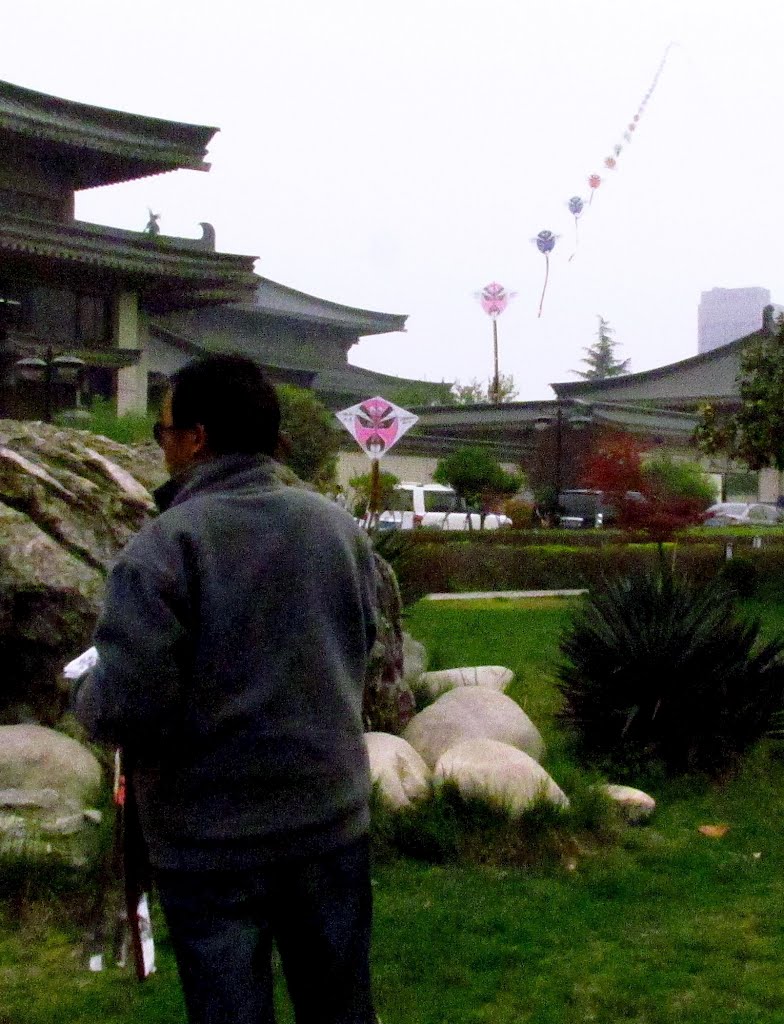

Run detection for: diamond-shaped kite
[[335, 396, 418, 459]]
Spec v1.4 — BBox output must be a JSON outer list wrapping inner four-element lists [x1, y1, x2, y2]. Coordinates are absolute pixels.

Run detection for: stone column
[[757, 467, 781, 503], [113, 292, 148, 416]]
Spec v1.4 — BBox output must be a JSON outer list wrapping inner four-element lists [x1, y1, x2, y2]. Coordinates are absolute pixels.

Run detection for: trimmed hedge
[[391, 536, 784, 606], [389, 526, 784, 549]]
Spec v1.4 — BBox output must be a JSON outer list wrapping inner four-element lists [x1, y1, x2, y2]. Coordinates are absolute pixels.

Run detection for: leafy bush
[[434, 445, 522, 512], [718, 556, 759, 597], [56, 396, 157, 446], [558, 566, 784, 777], [641, 452, 716, 506], [277, 383, 340, 488], [349, 469, 400, 518], [504, 497, 537, 529]]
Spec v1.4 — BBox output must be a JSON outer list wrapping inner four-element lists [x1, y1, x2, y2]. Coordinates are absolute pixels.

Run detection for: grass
[[5, 595, 784, 1022]]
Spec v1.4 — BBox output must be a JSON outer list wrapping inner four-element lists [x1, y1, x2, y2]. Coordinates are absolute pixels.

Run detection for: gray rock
[[364, 732, 431, 810], [0, 422, 169, 726], [401, 632, 427, 686], [0, 787, 60, 808], [0, 725, 102, 808], [419, 666, 513, 699], [602, 784, 656, 823], [0, 813, 26, 837], [402, 688, 545, 769], [434, 739, 569, 815], [40, 813, 85, 836]]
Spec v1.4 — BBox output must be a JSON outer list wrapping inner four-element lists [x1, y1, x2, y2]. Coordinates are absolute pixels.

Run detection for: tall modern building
[[697, 287, 777, 353]]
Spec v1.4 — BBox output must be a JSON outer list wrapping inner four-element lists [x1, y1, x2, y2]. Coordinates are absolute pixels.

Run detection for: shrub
[[57, 396, 157, 446], [504, 497, 537, 529], [718, 556, 759, 597], [558, 565, 784, 777], [276, 383, 340, 488]]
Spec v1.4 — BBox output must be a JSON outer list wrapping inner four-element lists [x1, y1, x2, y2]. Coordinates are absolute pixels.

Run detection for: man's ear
[[192, 423, 210, 457]]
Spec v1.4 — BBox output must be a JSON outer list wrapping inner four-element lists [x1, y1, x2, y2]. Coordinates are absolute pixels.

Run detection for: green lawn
[[5, 595, 784, 1023]]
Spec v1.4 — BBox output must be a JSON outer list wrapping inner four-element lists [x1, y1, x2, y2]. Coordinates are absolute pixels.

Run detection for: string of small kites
[[531, 44, 673, 317]]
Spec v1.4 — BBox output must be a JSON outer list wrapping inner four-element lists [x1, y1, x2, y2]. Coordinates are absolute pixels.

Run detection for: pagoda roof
[[0, 79, 216, 189], [234, 278, 408, 336], [148, 321, 444, 405], [0, 215, 258, 311], [550, 331, 757, 407]]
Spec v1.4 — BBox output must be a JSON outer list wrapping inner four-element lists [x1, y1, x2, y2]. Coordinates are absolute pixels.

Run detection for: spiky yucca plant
[[558, 567, 784, 776]]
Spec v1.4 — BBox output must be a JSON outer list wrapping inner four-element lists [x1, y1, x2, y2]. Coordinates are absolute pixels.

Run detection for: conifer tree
[[574, 316, 630, 380]]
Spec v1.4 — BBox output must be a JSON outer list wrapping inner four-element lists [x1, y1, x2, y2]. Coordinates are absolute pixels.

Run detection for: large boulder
[[364, 732, 431, 810], [434, 738, 568, 815], [419, 665, 513, 700], [0, 724, 105, 865], [402, 688, 545, 769], [0, 422, 162, 725]]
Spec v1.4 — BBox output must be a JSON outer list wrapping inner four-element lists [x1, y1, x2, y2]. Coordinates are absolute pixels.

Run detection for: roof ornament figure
[[144, 209, 161, 236], [199, 222, 216, 250]]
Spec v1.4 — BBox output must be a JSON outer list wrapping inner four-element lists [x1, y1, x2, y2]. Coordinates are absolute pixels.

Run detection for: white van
[[375, 482, 512, 531]]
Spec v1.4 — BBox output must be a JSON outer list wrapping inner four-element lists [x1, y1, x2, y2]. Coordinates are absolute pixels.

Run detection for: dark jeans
[[155, 835, 376, 1024]]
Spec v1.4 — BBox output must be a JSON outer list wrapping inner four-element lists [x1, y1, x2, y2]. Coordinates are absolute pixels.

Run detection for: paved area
[[424, 589, 588, 601]]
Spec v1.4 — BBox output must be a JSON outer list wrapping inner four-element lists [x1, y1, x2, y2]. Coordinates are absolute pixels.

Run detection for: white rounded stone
[[402, 688, 544, 769], [434, 738, 568, 815], [364, 732, 432, 810], [602, 784, 656, 823], [419, 665, 514, 698]]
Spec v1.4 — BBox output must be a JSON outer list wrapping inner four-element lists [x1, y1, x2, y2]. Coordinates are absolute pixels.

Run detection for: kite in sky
[[526, 43, 673, 316], [533, 230, 557, 318]]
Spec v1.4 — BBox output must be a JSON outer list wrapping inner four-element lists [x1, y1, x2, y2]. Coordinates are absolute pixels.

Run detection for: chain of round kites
[[533, 44, 672, 317]]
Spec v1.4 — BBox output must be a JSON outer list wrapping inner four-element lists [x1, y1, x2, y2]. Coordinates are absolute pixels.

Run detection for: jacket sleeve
[[72, 542, 191, 749]]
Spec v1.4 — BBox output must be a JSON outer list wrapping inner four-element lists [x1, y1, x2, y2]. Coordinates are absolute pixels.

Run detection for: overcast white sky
[[3, 0, 783, 398]]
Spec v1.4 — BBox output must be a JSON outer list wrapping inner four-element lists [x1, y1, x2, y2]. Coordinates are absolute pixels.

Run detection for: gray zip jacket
[[74, 454, 377, 869]]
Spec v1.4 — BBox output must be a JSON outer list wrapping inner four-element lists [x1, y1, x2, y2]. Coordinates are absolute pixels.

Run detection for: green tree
[[276, 384, 341, 488], [385, 380, 454, 407], [696, 322, 784, 470], [348, 469, 400, 518], [574, 316, 629, 380], [641, 453, 716, 507], [434, 445, 522, 522], [451, 373, 519, 404]]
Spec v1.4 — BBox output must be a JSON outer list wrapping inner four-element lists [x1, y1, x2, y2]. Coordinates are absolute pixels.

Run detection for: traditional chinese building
[[0, 78, 436, 421], [0, 78, 261, 419]]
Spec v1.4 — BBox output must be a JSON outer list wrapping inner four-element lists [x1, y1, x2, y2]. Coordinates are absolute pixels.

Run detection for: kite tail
[[537, 254, 550, 318], [568, 218, 579, 262]]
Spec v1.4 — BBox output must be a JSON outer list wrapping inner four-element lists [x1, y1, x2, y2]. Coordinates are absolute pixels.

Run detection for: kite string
[[537, 253, 550, 318]]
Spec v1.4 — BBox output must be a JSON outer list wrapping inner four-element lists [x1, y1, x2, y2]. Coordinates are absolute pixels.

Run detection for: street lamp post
[[534, 401, 593, 514], [15, 348, 85, 423]]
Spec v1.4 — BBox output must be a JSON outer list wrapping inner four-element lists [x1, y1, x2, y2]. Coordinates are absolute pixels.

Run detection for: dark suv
[[556, 489, 645, 529]]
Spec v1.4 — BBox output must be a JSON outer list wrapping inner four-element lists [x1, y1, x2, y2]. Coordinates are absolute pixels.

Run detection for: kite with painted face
[[335, 396, 418, 458]]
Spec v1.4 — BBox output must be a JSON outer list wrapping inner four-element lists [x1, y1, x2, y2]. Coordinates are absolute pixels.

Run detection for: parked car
[[701, 502, 783, 526], [374, 482, 512, 531], [555, 489, 646, 529]]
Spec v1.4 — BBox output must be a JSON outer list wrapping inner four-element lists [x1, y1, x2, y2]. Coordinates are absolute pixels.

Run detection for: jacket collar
[[154, 454, 279, 513]]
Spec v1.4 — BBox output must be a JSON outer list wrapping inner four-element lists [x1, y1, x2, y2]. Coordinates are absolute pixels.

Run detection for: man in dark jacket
[[73, 354, 379, 1024]]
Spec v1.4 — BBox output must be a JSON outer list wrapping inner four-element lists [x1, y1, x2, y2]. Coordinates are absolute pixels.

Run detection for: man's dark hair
[[169, 354, 280, 456]]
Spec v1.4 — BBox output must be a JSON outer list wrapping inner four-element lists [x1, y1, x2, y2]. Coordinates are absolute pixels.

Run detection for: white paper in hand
[[62, 646, 99, 680]]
